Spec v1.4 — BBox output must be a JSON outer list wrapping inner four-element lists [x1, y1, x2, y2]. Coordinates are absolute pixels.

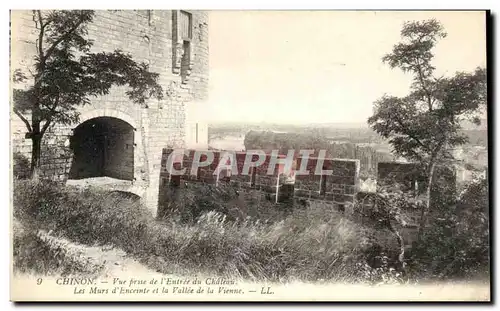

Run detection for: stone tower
[[10, 10, 210, 216]]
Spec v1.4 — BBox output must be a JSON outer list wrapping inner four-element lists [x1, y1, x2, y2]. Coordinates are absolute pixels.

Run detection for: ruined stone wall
[[159, 149, 281, 189], [377, 162, 425, 192], [355, 191, 419, 248], [10, 10, 209, 215], [375, 161, 459, 247], [377, 161, 457, 204], [158, 149, 361, 215], [157, 148, 458, 250], [294, 157, 360, 213]]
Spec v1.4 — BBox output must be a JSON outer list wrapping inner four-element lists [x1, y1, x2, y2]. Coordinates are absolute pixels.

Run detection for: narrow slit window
[[179, 11, 192, 40]]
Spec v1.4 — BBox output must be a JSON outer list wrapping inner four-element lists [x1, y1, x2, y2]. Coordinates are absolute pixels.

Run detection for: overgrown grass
[[13, 179, 398, 283], [12, 218, 105, 277], [159, 182, 292, 223]]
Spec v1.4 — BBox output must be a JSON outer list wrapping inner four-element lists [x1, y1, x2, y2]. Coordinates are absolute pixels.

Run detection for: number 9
[[36, 278, 43, 285]]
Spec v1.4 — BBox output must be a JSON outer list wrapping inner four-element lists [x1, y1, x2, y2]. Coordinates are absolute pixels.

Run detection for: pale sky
[[206, 11, 486, 124]]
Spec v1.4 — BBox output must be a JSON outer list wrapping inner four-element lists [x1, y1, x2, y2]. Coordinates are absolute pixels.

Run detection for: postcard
[[9, 9, 490, 302]]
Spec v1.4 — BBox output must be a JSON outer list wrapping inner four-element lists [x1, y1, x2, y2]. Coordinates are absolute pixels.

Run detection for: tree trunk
[[394, 229, 405, 266], [30, 100, 42, 180], [386, 219, 405, 270], [417, 161, 436, 242], [30, 133, 42, 180]]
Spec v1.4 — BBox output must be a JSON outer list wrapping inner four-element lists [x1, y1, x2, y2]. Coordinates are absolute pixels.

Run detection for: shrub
[[408, 176, 489, 280], [12, 218, 104, 277], [13, 179, 154, 254], [148, 207, 376, 283], [13, 152, 30, 179], [13, 179, 398, 283], [159, 182, 289, 224]]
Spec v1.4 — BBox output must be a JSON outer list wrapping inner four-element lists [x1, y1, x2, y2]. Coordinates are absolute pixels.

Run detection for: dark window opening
[[181, 40, 191, 83], [69, 117, 134, 181], [178, 10, 193, 83], [338, 204, 345, 213]]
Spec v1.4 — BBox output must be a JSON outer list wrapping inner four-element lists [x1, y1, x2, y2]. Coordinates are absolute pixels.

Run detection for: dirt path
[[12, 228, 491, 302], [81, 244, 155, 278], [33, 229, 160, 278]]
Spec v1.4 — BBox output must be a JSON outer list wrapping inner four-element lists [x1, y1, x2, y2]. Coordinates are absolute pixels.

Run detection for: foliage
[[12, 10, 164, 176], [243, 130, 395, 177], [356, 184, 425, 272], [13, 179, 154, 253], [12, 218, 104, 277], [244, 130, 330, 154], [355, 256, 409, 286], [367, 19, 487, 237], [13, 152, 30, 179], [409, 176, 489, 279], [13, 179, 400, 284], [368, 19, 486, 164], [159, 182, 290, 224], [14, 177, 488, 283]]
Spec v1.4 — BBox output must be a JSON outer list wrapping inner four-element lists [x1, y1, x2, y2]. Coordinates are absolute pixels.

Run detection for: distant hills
[[209, 119, 488, 148], [209, 118, 487, 131], [208, 121, 369, 129]]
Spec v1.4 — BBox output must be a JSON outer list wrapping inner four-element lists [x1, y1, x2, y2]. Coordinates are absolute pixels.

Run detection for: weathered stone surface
[[11, 10, 209, 216]]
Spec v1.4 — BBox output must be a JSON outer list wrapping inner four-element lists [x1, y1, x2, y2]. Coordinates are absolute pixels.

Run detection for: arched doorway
[[69, 117, 135, 181]]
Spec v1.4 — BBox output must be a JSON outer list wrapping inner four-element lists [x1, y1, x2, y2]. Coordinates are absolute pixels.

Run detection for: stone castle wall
[[157, 150, 459, 248], [157, 148, 362, 216], [10, 10, 209, 215]]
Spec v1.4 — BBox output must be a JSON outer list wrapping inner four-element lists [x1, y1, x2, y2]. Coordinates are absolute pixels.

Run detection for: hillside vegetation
[[13, 179, 400, 284], [13, 176, 488, 284]]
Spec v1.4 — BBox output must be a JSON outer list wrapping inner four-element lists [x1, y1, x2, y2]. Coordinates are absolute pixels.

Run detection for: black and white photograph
[[8, 9, 490, 302]]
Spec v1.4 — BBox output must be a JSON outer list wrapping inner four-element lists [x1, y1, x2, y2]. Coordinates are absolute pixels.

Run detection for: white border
[[2, 1, 498, 310]]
